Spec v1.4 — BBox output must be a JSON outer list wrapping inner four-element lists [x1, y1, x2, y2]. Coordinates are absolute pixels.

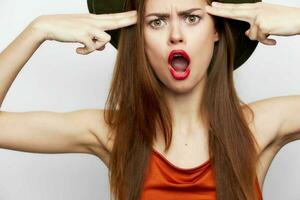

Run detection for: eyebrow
[[145, 8, 203, 18]]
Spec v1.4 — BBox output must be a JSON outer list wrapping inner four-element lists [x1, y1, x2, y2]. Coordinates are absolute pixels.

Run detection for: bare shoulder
[[242, 95, 300, 153], [242, 98, 282, 154], [242, 95, 300, 187]]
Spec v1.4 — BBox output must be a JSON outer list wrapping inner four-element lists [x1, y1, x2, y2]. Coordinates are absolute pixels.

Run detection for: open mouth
[[168, 50, 190, 72]]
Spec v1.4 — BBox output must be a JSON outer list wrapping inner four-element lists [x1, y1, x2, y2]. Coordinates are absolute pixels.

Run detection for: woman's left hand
[[205, 2, 300, 45]]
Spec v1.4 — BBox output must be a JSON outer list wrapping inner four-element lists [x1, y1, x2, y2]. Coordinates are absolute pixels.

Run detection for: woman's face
[[143, 0, 219, 93]]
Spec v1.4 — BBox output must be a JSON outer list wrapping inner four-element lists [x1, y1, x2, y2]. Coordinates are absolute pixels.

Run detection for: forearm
[[297, 8, 300, 35], [0, 21, 46, 108]]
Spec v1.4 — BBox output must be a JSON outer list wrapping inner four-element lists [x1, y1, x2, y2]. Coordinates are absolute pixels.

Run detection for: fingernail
[[211, 2, 219, 6]]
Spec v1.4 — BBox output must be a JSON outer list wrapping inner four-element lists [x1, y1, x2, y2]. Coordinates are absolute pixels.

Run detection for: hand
[[205, 2, 300, 46], [28, 11, 137, 54]]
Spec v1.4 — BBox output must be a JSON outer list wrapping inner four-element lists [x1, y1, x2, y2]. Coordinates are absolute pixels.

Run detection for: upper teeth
[[174, 54, 183, 58]]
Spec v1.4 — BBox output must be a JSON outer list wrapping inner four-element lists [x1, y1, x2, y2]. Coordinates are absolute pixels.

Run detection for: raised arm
[[0, 22, 105, 159], [0, 11, 137, 161]]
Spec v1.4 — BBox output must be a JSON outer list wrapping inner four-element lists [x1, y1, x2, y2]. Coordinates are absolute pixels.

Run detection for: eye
[[148, 18, 166, 29], [185, 15, 201, 24]]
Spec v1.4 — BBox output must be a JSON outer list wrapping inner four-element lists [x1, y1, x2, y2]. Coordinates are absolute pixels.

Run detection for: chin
[[162, 79, 198, 94], [167, 71, 207, 94]]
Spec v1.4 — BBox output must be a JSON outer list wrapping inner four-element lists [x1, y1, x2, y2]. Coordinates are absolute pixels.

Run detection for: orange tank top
[[140, 149, 263, 200]]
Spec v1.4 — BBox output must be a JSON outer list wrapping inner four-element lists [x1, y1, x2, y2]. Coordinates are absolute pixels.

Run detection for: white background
[[0, 0, 300, 199]]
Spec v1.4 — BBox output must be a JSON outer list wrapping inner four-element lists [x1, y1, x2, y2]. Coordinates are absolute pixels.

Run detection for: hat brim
[[87, 0, 260, 70]]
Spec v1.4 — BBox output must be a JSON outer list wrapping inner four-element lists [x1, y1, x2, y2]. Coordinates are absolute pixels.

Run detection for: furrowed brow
[[145, 8, 202, 18]]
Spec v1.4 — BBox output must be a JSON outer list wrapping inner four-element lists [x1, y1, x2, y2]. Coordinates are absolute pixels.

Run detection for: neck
[[163, 76, 207, 137]]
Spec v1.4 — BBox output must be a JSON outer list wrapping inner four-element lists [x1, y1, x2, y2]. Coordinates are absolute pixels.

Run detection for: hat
[[87, 0, 260, 70]]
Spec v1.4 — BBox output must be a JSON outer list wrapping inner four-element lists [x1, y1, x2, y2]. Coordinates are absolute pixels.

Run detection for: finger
[[260, 37, 277, 45], [205, 5, 252, 23], [94, 40, 107, 50], [99, 14, 137, 31], [89, 29, 111, 50], [256, 29, 276, 45], [245, 28, 276, 45], [96, 44, 106, 51], [257, 29, 267, 41], [91, 10, 137, 20], [264, 39, 277, 45], [76, 37, 96, 55], [245, 29, 250, 36], [257, 29, 267, 42], [210, 2, 259, 9], [248, 25, 258, 41], [90, 29, 111, 43]]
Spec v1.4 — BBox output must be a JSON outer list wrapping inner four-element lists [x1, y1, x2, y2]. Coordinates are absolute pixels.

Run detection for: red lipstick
[[168, 49, 191, 80]]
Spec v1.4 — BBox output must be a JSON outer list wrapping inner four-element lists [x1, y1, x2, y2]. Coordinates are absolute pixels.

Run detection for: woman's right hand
[[28, 11, 137, 55]]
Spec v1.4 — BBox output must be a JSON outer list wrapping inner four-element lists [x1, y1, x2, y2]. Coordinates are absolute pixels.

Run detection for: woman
[[0, 0, 299, 199]]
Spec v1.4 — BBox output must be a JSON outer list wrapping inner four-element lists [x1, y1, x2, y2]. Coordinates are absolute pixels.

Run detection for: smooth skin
[[142, 0, 300, 189], [204, 2, 300, 140], [0, 11, 137, 163], [206, 2, 300, 44], [0, 2, 300, 187], [205, 1, 300, 187]]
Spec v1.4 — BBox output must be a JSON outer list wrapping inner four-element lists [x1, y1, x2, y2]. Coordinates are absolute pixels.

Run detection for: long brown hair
[[103, 0, 261, 199]]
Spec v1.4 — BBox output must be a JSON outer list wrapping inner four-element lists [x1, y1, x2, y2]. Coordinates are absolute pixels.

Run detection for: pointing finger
[[210, 2, 259, 9], [205, 4, 252, 23], [92, 10, 137, 20], [99, 14, 137, 31]]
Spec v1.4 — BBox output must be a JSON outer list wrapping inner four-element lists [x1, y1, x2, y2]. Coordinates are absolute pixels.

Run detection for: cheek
[[189, 26, 216, 70], [144, 32, 166, 74], [192, 35, 215, 66]]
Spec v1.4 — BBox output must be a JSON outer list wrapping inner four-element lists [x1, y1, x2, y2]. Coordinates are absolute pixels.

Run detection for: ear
[[213, 30, 219, 42]]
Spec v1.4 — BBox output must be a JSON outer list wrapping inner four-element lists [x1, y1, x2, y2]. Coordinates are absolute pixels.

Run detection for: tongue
[[171, 57, 189, 72]]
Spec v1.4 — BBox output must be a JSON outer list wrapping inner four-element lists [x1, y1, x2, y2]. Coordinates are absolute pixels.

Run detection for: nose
[[168, 20, 185, 46]]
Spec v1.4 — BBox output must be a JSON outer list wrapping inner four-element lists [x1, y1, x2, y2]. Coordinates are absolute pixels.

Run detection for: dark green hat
[[87, 0, 260, 70]]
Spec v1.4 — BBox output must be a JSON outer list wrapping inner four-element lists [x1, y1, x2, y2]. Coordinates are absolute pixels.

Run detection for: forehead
[[144, 0, 207, 13]]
